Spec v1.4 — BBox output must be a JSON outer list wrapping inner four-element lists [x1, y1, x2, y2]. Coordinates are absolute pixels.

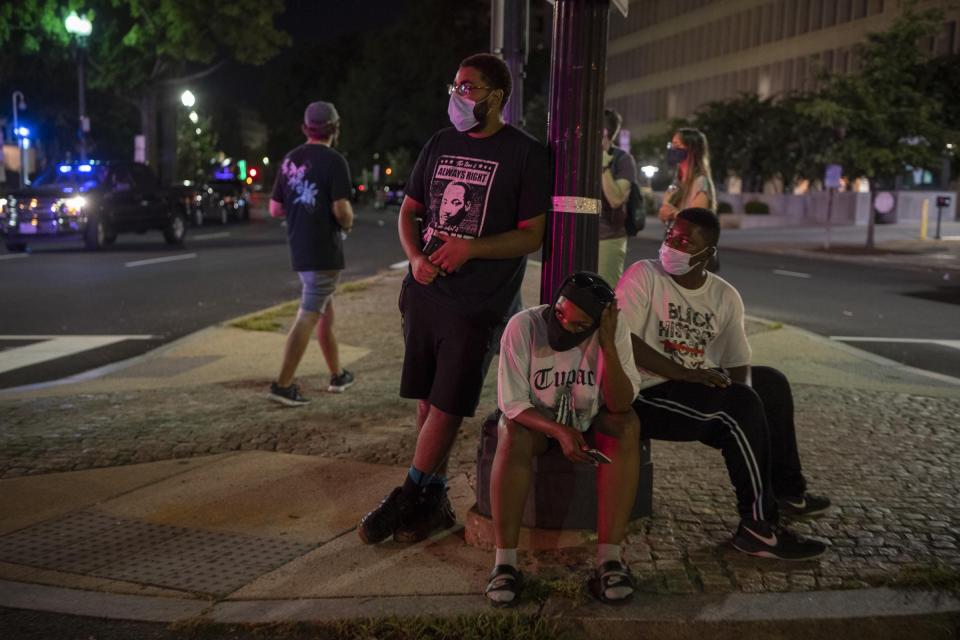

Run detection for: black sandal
[[485, 564, 523, 608], [589, 560, 636, 604]]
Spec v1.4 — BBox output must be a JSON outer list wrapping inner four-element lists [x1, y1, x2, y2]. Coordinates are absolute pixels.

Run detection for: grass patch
[[338, 280, 371, 294], [170, 612, 576, 640], [876, 564, 960, 594], [227, 278, 374, 333], [229, 300, 300, 332], [523, 574, 591, 607]]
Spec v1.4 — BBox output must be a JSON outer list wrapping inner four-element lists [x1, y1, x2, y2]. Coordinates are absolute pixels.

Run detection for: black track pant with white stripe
[[632, 366, 807, 523]]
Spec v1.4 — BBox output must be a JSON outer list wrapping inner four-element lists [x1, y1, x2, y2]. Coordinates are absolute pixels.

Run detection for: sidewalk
[[1, 257, 960, 638]]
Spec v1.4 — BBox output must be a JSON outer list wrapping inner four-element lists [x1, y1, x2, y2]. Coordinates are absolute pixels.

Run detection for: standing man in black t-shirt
[[358, 53, 551, 545], [267, 101, 356, 407]]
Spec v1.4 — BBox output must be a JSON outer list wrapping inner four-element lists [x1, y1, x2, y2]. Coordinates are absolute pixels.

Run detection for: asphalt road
[[0, 205, 406, 389], [1, 206, 958, 388]]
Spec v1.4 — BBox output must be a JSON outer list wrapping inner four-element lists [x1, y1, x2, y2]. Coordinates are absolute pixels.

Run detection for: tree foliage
[[633, 3, 959, 192], [799, 4, 956, 182], [1, 0, 288, 172]]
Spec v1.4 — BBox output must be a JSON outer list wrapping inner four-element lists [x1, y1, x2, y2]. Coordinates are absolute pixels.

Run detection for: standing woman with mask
[[658, 128, 717, 224]]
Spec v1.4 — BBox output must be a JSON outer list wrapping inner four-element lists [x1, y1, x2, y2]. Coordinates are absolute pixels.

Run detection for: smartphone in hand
[[422, 235, 444, 256], [584, 448, 612, 464]]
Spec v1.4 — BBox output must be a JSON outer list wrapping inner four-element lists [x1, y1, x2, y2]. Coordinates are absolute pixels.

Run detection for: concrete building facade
[[606, 0, 960, 139]]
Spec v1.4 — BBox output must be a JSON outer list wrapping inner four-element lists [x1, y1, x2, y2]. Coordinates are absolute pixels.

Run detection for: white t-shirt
[[616, 259, 752, 389], [498, 305, 644, 433]]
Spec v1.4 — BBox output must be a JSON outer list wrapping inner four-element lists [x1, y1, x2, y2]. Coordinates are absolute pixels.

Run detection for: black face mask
[[543, 306, 596, 352], [666, 147, 688, 166]]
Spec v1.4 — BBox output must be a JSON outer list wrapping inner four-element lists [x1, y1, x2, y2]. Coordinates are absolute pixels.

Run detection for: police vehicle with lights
[[0, 161, 189, 252]]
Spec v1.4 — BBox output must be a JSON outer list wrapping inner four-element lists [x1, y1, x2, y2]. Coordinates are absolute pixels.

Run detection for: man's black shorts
[[399, 280, 498, 418]]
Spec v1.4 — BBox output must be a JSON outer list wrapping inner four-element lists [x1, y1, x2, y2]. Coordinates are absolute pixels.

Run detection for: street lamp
[[11, 91, 27, 187], [64, 11, 93, 162], [180, 90, 196, 108]]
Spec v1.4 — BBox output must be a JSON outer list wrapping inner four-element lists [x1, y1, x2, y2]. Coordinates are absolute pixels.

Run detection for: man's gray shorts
[[297, 270, 340, 313]]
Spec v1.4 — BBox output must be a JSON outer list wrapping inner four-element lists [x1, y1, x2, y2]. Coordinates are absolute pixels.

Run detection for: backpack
[[610, 147, 645, 236]]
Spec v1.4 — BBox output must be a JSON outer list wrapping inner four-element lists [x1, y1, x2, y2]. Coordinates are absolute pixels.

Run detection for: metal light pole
[[491, 0, 529, 127], [65, 11, 93, 162], [540, 0, 612, 304], [11, 91, 26, 187]]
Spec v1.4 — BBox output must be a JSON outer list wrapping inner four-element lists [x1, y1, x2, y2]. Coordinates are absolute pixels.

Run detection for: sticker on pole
[[824, 164, 842, 189]]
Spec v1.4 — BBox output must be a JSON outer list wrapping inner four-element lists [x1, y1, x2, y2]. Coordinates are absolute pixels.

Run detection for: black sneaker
[[393, 485, 457, 543], [732, 519, 826, 560], [268, 382, 309, 407], [358, 487, 415, 544], [328, 369, 355, 393], [778, 493, 832, 519]]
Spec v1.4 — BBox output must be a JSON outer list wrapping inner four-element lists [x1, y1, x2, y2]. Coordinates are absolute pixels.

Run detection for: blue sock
[[401, 466, 430, 498]]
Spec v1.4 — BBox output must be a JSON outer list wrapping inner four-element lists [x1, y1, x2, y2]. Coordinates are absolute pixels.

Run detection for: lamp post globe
[[180, 90, 196, 108]]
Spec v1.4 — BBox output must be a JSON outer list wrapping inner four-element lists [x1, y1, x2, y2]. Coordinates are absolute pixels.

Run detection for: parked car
[[193, 179, 251, 226], [1, 161, 188, 252]]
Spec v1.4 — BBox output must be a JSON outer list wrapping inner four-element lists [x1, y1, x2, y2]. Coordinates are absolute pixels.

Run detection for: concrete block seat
[[466, 410, 653, 549]]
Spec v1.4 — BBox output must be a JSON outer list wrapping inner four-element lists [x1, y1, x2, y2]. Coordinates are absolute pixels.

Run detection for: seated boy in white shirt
[[486, 272, 643, 607]]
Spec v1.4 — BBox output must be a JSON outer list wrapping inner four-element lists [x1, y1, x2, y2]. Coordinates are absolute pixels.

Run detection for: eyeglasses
[[447, 82, 494, 98], [561, 272, 615, 304]]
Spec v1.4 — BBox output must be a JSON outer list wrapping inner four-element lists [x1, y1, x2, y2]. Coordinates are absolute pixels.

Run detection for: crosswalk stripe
[[0, 335, 157, 375], [831, 336, 960, 351]]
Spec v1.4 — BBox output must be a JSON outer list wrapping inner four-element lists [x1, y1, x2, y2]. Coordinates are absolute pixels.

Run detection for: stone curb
[[2, 578, 958, 638]]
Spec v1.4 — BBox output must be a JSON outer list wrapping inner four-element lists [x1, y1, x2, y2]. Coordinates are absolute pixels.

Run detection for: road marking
[[390, 260, 409, 270], [125, 253, 197, 268], [0, 254, 29, 261], [831, 336, 960, 351], [192, 232, 231, 240], [0, 335, 157, 375], [773, 269, 811, 279]]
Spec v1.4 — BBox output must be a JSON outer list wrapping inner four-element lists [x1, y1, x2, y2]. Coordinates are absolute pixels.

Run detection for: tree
[[1, 0, 289, 175], [799, 4, 952, 185], [331, 0, 490, 178]]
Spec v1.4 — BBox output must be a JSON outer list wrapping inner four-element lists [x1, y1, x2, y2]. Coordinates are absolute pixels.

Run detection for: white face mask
[[659, 242, 709, 276], [448, 93, 483, 132]]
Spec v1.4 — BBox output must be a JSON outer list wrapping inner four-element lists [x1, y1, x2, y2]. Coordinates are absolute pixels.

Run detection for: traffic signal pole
[[540, 0, 611, 304]]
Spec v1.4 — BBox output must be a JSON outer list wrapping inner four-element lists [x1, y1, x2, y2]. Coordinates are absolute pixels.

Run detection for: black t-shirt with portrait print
[[405, 124, 550, 321], [271, 143, 352, 272]]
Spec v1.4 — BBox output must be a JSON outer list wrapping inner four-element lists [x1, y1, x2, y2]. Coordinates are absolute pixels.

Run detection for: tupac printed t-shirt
[[271, 143, 351, 272], [498, 306, 643, 433], [616, 259, 751, 389], [405, 125, 550, 319]]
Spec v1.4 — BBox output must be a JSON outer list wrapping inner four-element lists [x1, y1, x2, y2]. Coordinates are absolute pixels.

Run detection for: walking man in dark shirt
[[358, 53, 551, 544], [268, 101, 356, 406]]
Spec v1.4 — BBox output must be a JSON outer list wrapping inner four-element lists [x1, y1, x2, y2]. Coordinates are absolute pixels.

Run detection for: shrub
[[717, 200, 733, 214], [744, 200, 771, 214]]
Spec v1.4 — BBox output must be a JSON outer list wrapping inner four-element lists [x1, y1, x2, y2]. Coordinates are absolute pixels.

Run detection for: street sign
[[874, 191, 895, 214], [824, 164, 842, 189]]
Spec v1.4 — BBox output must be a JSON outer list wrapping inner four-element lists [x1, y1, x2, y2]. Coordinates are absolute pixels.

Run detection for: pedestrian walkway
[[1, 259, 959, 638]]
